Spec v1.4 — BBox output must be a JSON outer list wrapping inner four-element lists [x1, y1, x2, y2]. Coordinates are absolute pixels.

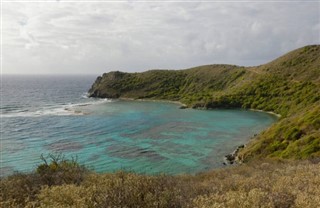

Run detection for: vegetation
[[1, 156, 319, 207], [89, 45, 320, 161], [2, 46, 319, 207], [0, 154, 88, 207]]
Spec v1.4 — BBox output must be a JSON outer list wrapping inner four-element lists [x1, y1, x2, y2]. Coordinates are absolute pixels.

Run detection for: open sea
[[1, 75, 277, 177]]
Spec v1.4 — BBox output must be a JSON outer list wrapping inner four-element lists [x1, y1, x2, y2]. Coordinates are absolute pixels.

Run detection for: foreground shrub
[[33, 185, 94, 208], [1, 158, 320, 207], [36, 153, 88, 186], [82, 172, 191, 207], [0, 172, 41, 208], [0, 154, 88, 207]]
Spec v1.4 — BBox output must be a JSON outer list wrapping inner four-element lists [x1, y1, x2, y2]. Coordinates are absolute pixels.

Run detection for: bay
[[1, 75, 277, 176]]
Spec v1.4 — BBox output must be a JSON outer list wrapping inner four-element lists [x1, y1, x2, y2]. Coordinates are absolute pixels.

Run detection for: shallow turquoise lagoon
[[2, 99, 277, 176], [1, 75, 277, 176]]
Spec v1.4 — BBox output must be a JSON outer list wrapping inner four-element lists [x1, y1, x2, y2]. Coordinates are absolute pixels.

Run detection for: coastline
[[249, 108, 281, 118], [224, 108, 280, 165], [119, 97, 280, 124], [120, 97, 281, 118], [119, 97, 187, 108], [223, 144, 245, 165]]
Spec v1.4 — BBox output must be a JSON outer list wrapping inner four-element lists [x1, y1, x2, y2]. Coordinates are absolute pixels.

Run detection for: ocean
[[1, 75, 277, 177]]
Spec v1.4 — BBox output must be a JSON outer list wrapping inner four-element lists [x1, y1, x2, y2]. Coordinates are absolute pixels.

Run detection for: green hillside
[[89, 45, 320, 161]]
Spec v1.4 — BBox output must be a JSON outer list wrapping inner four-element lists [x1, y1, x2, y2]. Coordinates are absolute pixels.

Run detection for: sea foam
[[1, 97, 111, 118]]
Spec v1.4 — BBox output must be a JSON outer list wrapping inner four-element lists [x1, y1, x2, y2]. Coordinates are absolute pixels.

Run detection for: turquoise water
[[1, 75, 277, 176]]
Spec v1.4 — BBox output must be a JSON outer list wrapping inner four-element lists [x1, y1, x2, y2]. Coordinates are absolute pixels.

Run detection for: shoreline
[[249, 108, 281, 118], [119, 97, 187, 107], [119, 97, 281, 118], [223, 144, 245, 165]]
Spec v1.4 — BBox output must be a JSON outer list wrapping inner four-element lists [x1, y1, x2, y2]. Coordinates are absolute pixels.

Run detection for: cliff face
[[88, 71, 128, 98], [88, 45, 320, 161]]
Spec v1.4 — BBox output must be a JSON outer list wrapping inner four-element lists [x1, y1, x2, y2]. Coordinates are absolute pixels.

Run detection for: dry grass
[[1, 159, 320, 207], [192, 160, 320, 208]]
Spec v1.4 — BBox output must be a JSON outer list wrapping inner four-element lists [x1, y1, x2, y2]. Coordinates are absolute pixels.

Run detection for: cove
[[1, 100, 277, 176]]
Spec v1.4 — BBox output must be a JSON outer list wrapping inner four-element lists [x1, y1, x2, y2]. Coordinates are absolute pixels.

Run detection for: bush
[[285, 127, 303, 141], [36, 153, 88, 186], [0, 172, 41, 207], [0, 153, 89, 207], [1, 159, 320, 207]]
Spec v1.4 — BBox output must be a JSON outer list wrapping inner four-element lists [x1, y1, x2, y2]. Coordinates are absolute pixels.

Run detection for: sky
[[1, 0, 319, 75]]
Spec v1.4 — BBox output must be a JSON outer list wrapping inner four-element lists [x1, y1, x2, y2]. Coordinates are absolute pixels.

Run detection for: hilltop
[[89, 45, 320, 161]]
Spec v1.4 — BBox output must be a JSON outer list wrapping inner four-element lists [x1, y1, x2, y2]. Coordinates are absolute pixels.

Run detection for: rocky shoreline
[[223, 144, 245, 165]]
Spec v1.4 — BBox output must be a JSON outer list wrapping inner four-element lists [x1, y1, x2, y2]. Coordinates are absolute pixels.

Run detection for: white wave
[[73, 98, 111, 107], [81, 92, 89, 99], [1, 98, 111, 118], [1, 107, 79, 118]]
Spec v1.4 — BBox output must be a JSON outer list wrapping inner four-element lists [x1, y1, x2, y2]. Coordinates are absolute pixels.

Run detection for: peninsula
[[89, 45, 320, 161]]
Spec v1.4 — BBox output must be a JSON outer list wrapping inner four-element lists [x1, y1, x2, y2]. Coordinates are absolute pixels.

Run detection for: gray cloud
[[2, 1, 319, 74]]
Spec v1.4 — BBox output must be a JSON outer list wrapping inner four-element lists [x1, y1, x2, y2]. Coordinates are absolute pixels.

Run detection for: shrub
[[1, 153, 89, 207], [0, 172, 41, 207], [285, 127, 303, 141], [2, 159, 320, 207], [36, 153, 88, 186]]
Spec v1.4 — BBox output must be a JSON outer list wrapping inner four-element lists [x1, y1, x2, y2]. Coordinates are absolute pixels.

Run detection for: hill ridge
[[89, 45, 320, 161]]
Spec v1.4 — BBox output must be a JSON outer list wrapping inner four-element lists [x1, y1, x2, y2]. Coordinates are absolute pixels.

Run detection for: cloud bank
[[2, 1, 319, 74]]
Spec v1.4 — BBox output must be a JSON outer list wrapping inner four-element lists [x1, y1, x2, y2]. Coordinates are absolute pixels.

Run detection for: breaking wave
[[1, 97, 111, 118]]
